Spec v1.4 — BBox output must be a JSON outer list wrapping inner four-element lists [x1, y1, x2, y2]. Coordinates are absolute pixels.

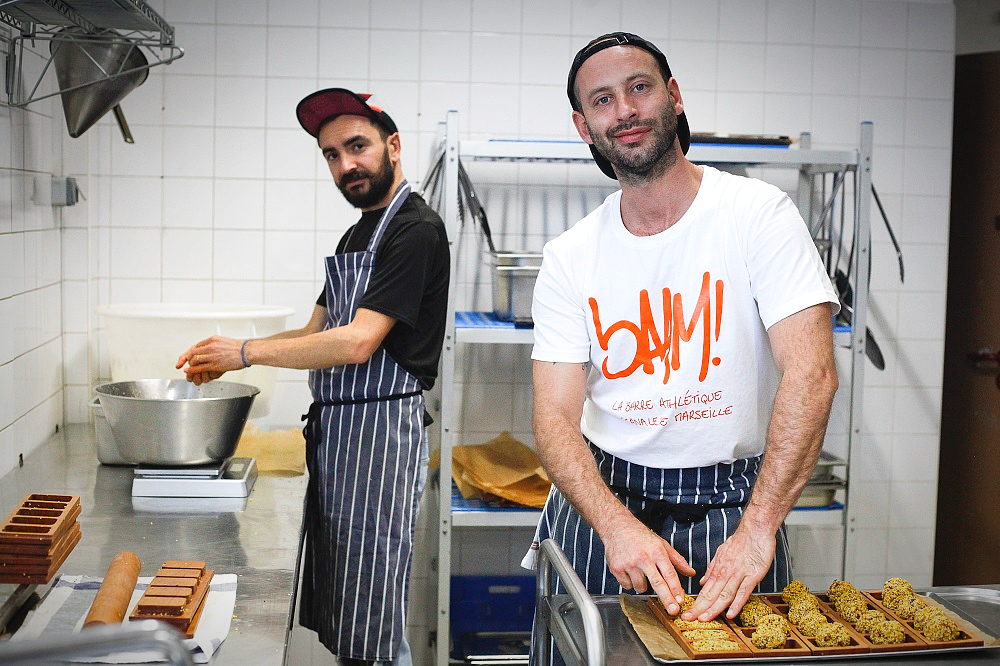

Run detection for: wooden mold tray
[[129, 561, 213, 639], [752, 598, 868, 656], [729, 624, 813, 658], [0, 524, 82, 584], [0, 494, 82, 585], [817, 594, 928, 653], [646, 598, 753, 659], [0, 494, 80, 545], [864, 590, 985, 650]]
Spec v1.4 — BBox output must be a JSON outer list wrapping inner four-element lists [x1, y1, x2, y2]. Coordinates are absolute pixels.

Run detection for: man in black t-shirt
[[177, 88, 449, 666]]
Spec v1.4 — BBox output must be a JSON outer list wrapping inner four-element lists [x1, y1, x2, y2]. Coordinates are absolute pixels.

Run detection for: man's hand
[[681, 523, 774, 622], [176, 336, 242, 384], [602, 515, 697, 615]]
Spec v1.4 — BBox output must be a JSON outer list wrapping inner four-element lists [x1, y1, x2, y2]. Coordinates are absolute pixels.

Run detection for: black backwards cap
[[567, 32, 691, 179], [296, 88, 398, 138]]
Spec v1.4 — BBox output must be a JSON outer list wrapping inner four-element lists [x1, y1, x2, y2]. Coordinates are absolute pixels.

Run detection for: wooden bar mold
[[864, 590, 985, 650], [0, 494, 82, 584], [645, 591, 987, 659], [646, 598, 752, 659], [129, 560, 214, 638]]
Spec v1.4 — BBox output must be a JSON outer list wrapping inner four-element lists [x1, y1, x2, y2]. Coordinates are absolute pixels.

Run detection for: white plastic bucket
[[96, 303, 295, 419]]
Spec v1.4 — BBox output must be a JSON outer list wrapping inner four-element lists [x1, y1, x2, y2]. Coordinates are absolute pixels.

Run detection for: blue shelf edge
[[455, 311, 533, 329], [791, 501, 845, 512]]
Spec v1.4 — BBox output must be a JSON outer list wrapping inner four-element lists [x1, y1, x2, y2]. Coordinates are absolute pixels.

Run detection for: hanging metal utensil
[[834, 268, 886, 370], [458, 161, 496, 254], [870, 183, 905, 283]]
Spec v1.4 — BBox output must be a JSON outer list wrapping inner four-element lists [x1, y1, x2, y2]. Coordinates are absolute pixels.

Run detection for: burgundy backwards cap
[[295, 88, 398, 138], [567, 32, 691, 179]]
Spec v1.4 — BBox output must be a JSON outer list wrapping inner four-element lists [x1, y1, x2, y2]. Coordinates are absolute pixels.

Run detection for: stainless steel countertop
[[0, 423, 307, 665]]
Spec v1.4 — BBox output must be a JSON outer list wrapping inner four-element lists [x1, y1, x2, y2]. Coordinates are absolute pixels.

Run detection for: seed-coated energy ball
[[796, 610, 829, 637], [827, 580, 857, 603], [758, 614, 791, 632], [738, 598, 773, 627], [854, 609, 887, 633], [869, 620, 906, 644], [751, 624, 788, 649], [789, 593, 821, 613], [782, 580, 811, 604], [751, 614, 791, 649], [893, 594, 925, 620], [834, 594, 869, 623], [789, 602, 820, 625], [884, 577, 914, 594], [882, 587, 910, 611], [922, 614, 961, 642], [913, 604, 943, 632], [814, 622, 852, 647]]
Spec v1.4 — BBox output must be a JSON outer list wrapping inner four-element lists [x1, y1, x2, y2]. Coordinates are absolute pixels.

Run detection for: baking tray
[[541, 589, 1000, 665]]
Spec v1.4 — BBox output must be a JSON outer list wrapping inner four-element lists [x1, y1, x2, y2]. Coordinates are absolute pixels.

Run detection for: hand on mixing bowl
[[177, 336, 242, 385]]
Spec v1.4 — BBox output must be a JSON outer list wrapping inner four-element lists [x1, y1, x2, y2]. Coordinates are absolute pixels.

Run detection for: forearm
[[740, 365, 837, 535], [535, 415, 636, 537], [244, 325, 376, 369], [741, 306, 839, 536], [180, 307, 395, 380], [532, 362, 635, 538]]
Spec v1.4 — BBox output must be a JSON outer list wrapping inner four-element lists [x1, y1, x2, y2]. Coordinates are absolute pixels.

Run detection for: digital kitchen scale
[[131, 457, 258, 498]]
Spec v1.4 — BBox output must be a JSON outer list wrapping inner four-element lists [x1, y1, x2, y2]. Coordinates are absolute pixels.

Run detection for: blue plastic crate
[[450, 575, 535, 658]]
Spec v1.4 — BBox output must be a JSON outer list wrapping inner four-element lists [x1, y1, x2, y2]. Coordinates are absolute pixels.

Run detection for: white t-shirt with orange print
[[531, 165, 839, 469]]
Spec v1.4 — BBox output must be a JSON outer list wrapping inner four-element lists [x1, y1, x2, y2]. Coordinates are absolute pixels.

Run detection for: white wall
[[0, 1, 957, 664], [0, 33, 65, 474]]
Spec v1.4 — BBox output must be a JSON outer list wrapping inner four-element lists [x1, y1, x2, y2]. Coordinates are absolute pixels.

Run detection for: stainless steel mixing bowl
[[94, 379, 260, 466]]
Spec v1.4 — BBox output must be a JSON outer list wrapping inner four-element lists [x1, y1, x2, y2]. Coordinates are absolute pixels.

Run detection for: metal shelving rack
[[432, 110, 873, 665], [1, 0, 183, 108]]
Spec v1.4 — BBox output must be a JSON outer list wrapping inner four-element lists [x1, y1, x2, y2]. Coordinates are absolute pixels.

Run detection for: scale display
[[131, 457, 258, 498]]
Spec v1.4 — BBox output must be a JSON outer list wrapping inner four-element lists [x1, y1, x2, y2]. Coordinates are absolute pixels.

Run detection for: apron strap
[[607, 482, 748, 530], [311, 390, 422, 408], [366, 180, 411, 252]]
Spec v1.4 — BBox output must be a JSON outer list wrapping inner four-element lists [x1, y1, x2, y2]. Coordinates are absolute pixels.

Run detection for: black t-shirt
[[316, 192, 450, 390]]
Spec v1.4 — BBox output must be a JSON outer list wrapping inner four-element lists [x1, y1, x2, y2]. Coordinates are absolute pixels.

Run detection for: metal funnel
[[50, 30, 149, 138]]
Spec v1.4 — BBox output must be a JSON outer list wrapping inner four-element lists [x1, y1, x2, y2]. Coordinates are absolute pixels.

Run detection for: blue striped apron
[[299, 182, 427, 662], [527, 444, 791, 664]]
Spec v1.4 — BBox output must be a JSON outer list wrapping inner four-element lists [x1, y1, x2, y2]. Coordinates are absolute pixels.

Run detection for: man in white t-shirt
[[525, 32, 840, 629]]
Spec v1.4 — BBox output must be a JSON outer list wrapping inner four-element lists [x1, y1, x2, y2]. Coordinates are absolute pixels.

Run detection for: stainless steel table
[[0, 424, 307, 665]]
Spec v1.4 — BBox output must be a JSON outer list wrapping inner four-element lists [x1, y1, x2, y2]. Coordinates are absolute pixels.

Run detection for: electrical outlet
[[51, 176, 79, 206]]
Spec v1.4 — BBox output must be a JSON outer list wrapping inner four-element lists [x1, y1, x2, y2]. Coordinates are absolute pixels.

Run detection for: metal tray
[[541, 589, 1000, 665]]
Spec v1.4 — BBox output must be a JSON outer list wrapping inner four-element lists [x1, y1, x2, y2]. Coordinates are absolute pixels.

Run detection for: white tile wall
[[0, 30, 64, 471], [0, 0, 961, 663]]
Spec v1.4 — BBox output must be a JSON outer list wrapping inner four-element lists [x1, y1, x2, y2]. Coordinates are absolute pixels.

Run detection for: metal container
[[491, 252, 542, 325], [94, 379, 259, 466], [90, 397, 130, 466]]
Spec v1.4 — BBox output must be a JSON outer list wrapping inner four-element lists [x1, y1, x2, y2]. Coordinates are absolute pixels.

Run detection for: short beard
[[337, 146, 395, 209], [589, 105, 679, 186]]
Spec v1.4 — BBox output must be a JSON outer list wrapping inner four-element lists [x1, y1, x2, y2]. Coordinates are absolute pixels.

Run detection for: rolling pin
[[83, 551, 142, 627]]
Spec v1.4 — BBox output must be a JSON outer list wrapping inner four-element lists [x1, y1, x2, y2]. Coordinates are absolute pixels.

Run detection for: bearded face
[[336, 142, 396, 209], [587, 101, 679, 185]]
